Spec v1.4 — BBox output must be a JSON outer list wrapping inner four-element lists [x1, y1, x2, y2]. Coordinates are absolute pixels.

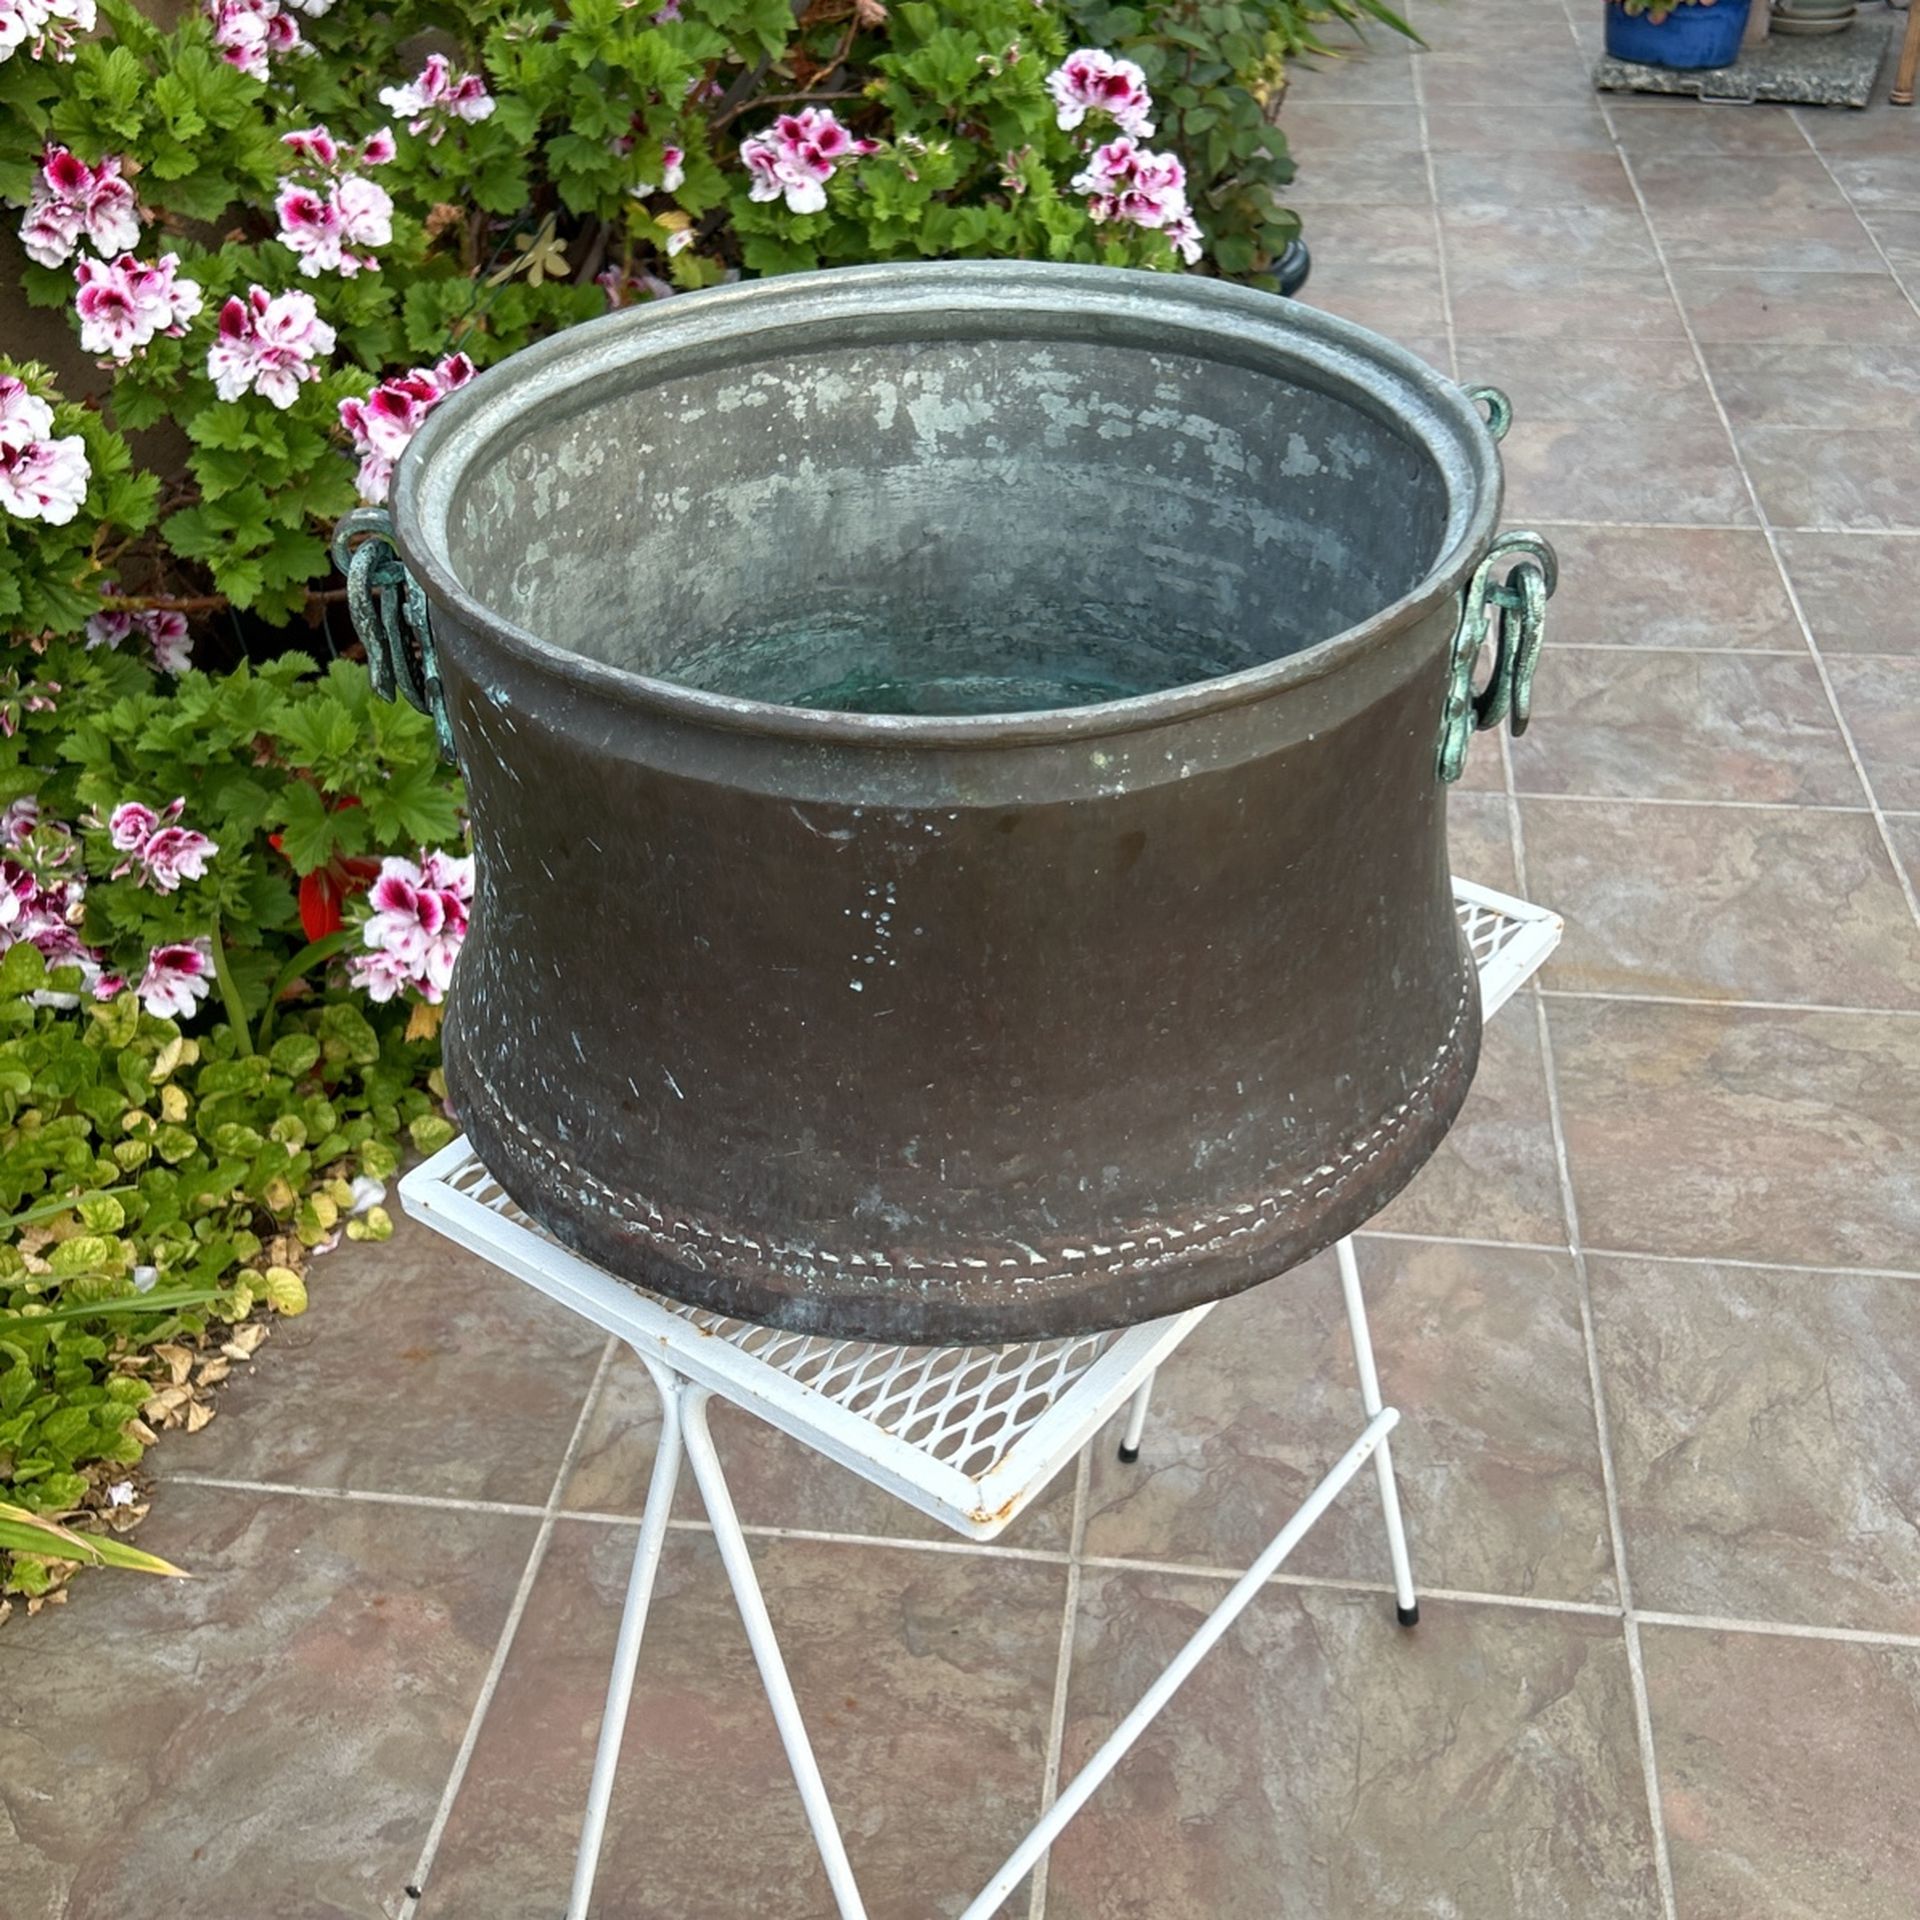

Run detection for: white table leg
[[1335, 1235, 1419, 1626], [681, 1387, 872, 1920], [1117, 1373, 1155, 1463], [568, 1356, 689, 1919]]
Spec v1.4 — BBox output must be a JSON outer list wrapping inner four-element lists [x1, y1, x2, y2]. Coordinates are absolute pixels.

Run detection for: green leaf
[[0, 1502, 187, 1576], [0, 943, 48, 999]]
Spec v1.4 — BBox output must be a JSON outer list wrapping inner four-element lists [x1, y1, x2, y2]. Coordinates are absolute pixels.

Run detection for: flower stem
[[207, 921, 253, 1055]]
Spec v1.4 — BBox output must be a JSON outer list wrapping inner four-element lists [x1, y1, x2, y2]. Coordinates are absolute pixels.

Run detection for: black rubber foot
[[1118, 1442, 1141, 1464], [1277, 238, 1312, 298], [1396, 1602, 1421, 1628]]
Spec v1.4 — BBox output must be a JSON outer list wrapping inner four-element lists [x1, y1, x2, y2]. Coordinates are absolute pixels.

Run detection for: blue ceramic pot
[[1605, 0, 1752, 67]]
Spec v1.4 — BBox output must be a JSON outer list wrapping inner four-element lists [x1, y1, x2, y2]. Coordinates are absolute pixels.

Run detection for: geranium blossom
[[275, 175, 392, 277], [206, 0, 300, 80], [0, 0, 95, 63], [3, 797, 38, 848], [740, 108, 878, 215], [86, 599, 191, 673], [349, 848, 472, 1003], [379, 53, 495, 142], [274, 125, 395, 277], [206, 285, 336, 407], [20, 147, 141, 268], [338, 352, 473, 505], [1070, 137, 1205, 263], [138, 939, 214, 1021], [0, 373, 89, 526], [0, 806, 118, 1000], [1046, 49, 1156, 140], [611, 118, 686, 199], [107, 800, 157, 851], [106, 796, 218, 893], [73, 251, 203, 362]]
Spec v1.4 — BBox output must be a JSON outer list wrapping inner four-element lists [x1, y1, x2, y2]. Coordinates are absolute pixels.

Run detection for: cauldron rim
[[392, 260, 1503, 749]]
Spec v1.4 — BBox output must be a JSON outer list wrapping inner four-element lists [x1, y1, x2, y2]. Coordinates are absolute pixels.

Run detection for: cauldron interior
[[445, 328, 1450, 717]]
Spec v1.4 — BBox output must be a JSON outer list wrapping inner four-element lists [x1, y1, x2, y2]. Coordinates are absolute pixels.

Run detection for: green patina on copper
[[331, 506, 457, 763], [1438, 525, 1558, 783]]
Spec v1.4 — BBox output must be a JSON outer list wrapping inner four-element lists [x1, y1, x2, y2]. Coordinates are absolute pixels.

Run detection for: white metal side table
[[399, 878, 1562, 1920]]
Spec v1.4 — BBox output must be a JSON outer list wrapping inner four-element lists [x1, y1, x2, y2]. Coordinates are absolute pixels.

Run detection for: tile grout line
[[1512, 791, 1875, 813], [1789, 104, 1920, 312], [1496, 408, 1680, 1920], [162, 1457, 1920, 1644], [395, 1332, 620, 1918], [1585, 62, 1920, 938], [163, 1473, 551, 1518], [1539, 988, 1920, 1019], [1406, 38, 1461, 385], [1025, 1438, 1092, 1920]]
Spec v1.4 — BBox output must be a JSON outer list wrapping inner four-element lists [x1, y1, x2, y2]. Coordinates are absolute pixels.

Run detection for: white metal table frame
[[400, 878, 1561, 1920]]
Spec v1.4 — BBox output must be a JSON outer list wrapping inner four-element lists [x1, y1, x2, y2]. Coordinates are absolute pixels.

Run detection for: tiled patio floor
[[9, 1, 1920, 1915]]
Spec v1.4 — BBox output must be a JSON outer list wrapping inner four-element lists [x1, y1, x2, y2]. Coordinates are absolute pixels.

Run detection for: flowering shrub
[[0, 637, 462, 1605], [0, 939, 446, 1611], [0, 0, 1418, 645]]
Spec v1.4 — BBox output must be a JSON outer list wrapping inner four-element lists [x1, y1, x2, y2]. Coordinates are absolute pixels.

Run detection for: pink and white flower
[[73, 251, 203, 363], [1070, 137, 1204, 262], [205, 0, 300, 80], [206, 285, 336, 407], [337, 352, 473, 505], [611, 118, 686, 199], [2, 797, 39, 848], [1046, 49, 1156, 140], [275, 173, 392, 277], [146, 608, 192, 673], [1163, 209, 1203, 265], [0, 373, 89, 527], [20, 147, 141, 268], [107, 796, 218, 893], [740, 108, 878, 216], [378, 53, 495, 142], [137, 939, 214, 1021], [108, 799, 157, 851], [140, 825, 218, 892], [597, 265, 676, 310], [85, 599, 192, 673], [0, 0, 96, 63], [280, 124, 339, 168], [0, 805, 118, 999], [348, 848, 472, 1004]]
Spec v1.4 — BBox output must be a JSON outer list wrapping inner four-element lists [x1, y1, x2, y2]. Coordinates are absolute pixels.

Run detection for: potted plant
[[1606, 0, 1756, 68]]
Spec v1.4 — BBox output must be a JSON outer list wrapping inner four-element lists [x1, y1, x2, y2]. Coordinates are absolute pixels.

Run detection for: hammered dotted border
[[458, 965, 1474, 1303]]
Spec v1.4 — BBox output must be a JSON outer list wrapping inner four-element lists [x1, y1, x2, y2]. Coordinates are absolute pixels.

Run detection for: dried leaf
[[154, 1342, 194, 1386], [406, 999, 445, 1043], [195, 1357, 230, 1387], [184, 1400, 215, 1434], [122, 1417, 159, 1446], [223, 1323, 269, 1359], [142, 1384, 191, 1421]]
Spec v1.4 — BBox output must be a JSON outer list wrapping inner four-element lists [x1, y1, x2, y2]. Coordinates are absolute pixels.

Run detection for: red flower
[[270, 794, 381, 940]]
